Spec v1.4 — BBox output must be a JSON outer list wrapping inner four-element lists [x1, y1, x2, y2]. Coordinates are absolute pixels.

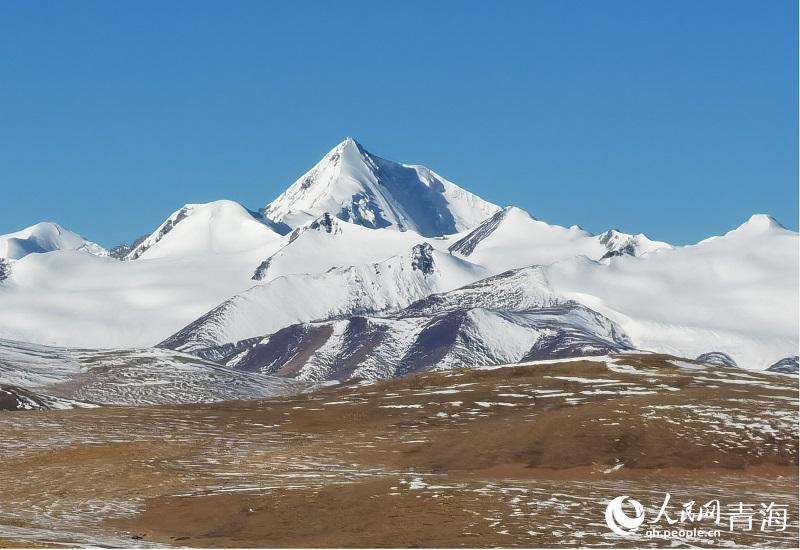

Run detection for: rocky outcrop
[[696, 352, 738, 368], [766, 356, 799, 375]]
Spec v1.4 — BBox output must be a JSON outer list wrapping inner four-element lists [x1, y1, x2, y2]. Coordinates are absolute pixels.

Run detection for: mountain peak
[[340, 136, 361, 149], [125, 200, 282, 260], [262, 139, 500, 237], [739, 214, 784, 232], [0, 222, 108, 261], [328, 136, 364, 160]]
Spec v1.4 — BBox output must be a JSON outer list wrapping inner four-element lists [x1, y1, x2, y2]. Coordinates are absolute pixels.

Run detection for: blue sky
[[0, 0, 796, 246]]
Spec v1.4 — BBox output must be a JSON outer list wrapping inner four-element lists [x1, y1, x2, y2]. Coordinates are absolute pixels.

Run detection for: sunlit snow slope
[[0, 138, 796, 374], [543, 215, 798, 369], [0, 222, 107, 260], [262, 137, 500, 235]]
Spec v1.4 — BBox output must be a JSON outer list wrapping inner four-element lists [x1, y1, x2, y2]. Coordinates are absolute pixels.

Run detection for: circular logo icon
[[605, 495, 645, 536]]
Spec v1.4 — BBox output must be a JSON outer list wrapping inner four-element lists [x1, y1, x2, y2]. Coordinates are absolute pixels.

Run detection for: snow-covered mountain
[[205, 267, 632, 382], [0, 222, 107, 261], [125, 200, 283, 260], [0, 138, 796, 380], [767, 356, 799, 374], [262, 137, 500, 236], [449, 206, 671, 273], [250, 213, 448, 282], [542, 214, 799, 369], [0, 204, 288, 348], [162, 243, 489, 355]]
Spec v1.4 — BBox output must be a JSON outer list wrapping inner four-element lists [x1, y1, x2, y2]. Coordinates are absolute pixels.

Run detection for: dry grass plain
[[0, 354, 797, 547]]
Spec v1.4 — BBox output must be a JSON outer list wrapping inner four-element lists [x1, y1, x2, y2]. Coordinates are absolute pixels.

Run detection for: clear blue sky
[[0, 0, 796, 246]]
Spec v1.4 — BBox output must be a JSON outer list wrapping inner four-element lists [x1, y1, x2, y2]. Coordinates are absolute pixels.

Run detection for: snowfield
[[0, 222, 107, 261], [543, 215, 798, 369], [449, 206, 671, 273], [0, 138, 796, 376]]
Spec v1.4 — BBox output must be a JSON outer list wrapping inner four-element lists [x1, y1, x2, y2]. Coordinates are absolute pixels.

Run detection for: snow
[[0, 201, 291, 348], [0, 139, 795, 374], [0, 222, 107, 260], [0, 248, 274, 348], [0, 338, 303, 406], [251, 214, 456, 283], [164, 245, 488, 353], [450, 206, 670, 273], [262, 137, 500, 236], [543, 215, 799, 369], [217, 282, 632, 382], [126, 200, 283, 260]]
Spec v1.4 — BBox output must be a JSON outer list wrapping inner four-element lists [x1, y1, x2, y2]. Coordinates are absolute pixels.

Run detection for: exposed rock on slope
[[125, 200, 282, 260], [695, 352, 738, 368], [767, 356, 799, 374], [161, 246, 489, 356], [201, 267, 632, 382], [448, 207, 670, 273]]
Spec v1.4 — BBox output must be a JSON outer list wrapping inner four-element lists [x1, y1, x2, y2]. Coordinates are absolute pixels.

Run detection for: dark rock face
[[128, 209, 190, 260], [397, 311, 467, 375], [600, 244, 636, 260], [252, 258, 271, 281], [309, 213, 337, 234], [449, 208, 508, 256], [696, 352, 738, 368], [326, 317, 389, 381], [597, 230, 620, 247], [167, 264, 632, 384], [0, 385, 48, 411], [287, 227, 302, 244], [0, 258, 10, 282], [199, 301, 632, 383], [411, 243, 435, 274], [109, 234, 148, 260], [109, 245, 131, 259], [522, 328, 625, 361], [225, 324, 333, 377], [337, 193, 392, 231], [766, 356, 799, 375]]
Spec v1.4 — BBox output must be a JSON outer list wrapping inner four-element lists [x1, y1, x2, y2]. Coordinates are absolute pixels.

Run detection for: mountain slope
[[161, 244, 489, 355], [250, 213, 463, 282], [0, 245, 282, 348], [0, 202, 292, 348], [449, 207, 671, 273], [0, 222, 107, 261], [767, 356, 799, 374], [213, 267, 631, 382], [125, 200, 283, 260], [0, 338, 304, 406], [262, 138, 500, 236], [543, 215, 799, 369], [0, 137, 795, 376], [219, 305, 632, 382]]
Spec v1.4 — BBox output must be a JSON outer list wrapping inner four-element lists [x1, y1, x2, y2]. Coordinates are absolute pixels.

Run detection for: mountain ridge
[[262, 137, 501, 236], [0, 138, 796, 374]]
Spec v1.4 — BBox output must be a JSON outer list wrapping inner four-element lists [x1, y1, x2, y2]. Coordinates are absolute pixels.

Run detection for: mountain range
[[0, 137, 797, 396]]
